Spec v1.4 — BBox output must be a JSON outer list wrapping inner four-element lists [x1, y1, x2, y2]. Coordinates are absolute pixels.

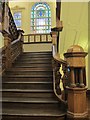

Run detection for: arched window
[[13, 12, 21, 29], [31, 3, 51, 33]]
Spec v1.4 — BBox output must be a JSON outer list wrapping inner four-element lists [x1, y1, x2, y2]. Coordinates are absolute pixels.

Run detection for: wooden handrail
[[11, 34, 22, 45], [23, 33, 51, 44]]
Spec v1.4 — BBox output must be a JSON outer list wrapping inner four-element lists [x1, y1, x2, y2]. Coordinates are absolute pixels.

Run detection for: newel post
[[64, 45, 88, 120], [3, 32, 12, 69]]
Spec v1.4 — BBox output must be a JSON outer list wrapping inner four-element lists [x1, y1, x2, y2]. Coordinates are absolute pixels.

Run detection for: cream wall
[[9, 1, 56, 34], [0, 33, 4, 48]]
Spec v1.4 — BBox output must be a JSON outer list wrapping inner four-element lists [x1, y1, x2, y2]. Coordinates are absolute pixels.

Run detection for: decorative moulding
[[11, 5, 25, 10]]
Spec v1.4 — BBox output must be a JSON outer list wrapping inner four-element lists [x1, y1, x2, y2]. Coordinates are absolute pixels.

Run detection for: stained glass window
[[13, 12, 21, 29], [31, 3, 51, 33]]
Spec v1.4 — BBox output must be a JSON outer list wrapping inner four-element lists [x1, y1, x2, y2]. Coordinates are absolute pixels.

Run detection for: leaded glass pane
[[14, 12, 21, 19], [13, 12, 21, 28], [31, 2, 51, 33]]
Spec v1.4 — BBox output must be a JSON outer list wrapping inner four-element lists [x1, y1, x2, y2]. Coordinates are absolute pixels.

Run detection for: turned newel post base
[[67, 87, 88, 120]]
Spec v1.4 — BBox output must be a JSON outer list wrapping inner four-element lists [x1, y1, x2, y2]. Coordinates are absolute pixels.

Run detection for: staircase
[[2, 51, 66, 120]]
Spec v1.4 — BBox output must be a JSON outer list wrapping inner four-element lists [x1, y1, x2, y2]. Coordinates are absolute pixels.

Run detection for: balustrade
[[23, 33, 51, 44], [1, 2, 24, 71]]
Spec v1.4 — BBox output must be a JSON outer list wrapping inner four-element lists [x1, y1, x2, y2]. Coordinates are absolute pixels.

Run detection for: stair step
[[4, 74, 53, 78], [3, 81, 53, 90], [22, 51, 52, 55], [2, 89, 55, 98], [14, 60, 52, 64], [3, 77, 52, 82], [13, 63, 52, 68], [2, 89, 53, 92], [5, 71, 52, 75], [19, 54, 52, 58], [6, 68, 52, 72], [17, 57, 52, 61], [2, 115, 65, 120], [2, 97, 58, 103], [2, 107, 66, 119], [3, 100, 61, 110], [22, 52, 52, 56]]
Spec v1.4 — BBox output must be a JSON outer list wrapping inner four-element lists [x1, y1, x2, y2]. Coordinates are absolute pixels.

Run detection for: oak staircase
[[1, 2, 88, 120], [2, 51, 66, 120]]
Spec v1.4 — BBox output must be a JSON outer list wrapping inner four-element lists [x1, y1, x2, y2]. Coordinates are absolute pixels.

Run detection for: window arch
[[31, 2, 51, 33]]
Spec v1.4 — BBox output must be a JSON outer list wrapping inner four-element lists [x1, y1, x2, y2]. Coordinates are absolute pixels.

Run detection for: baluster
[[53, 60, 62, 95]]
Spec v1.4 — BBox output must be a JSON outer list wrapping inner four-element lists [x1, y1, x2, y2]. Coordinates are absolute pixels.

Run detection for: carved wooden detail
[[64, 45, 88, 119], [53, 60, 62, 95]]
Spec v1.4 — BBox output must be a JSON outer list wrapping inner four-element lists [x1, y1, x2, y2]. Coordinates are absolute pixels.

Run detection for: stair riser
[[22, 52, 52, 54], [2, 92, 55, 98], [3, 102, 60, 109], [19, 56, 52, 60], [3, 75, 53, 78], [16, 59, 52, 64], [18, 58, 52, 61], [22, 53, 52, 57], [13, 64, 52, 68], [5, 71, 53, 76], [2, 116, 65, 120], [14, 61, 52, 64], [6, 68, 52, 71], [3, 83, 53, 90]]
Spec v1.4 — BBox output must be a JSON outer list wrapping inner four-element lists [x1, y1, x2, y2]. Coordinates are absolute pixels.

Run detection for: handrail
[[51, 30, 68, 105], [53, 54, 66, 64], [11, 34, 22, 45]]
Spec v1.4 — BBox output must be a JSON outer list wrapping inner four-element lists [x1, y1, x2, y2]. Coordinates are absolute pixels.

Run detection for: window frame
[[31, 2, 51, 34]]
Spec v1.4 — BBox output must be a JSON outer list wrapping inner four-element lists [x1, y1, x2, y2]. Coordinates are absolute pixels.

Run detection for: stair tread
[[3, 81, 52, 84], [2, 97, 58, 103], [23, 51, 52, 54], [3, 107, 66, 117], [4, 75, 52, 78], [6, 68, 52, 72], [2, 89, 53, 92], [3, 78, 52, 82]]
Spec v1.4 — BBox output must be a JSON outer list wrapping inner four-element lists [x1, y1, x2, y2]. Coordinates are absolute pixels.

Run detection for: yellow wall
[[9, 2, 56, 35], [0, 33, 4, 48]]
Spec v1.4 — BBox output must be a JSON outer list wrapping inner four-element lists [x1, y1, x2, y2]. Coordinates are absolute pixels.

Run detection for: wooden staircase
[[2, 51, 66, 120]]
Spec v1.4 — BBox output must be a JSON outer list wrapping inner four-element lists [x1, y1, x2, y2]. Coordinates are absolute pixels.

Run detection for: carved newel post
[[64, 45, 88, 119]]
